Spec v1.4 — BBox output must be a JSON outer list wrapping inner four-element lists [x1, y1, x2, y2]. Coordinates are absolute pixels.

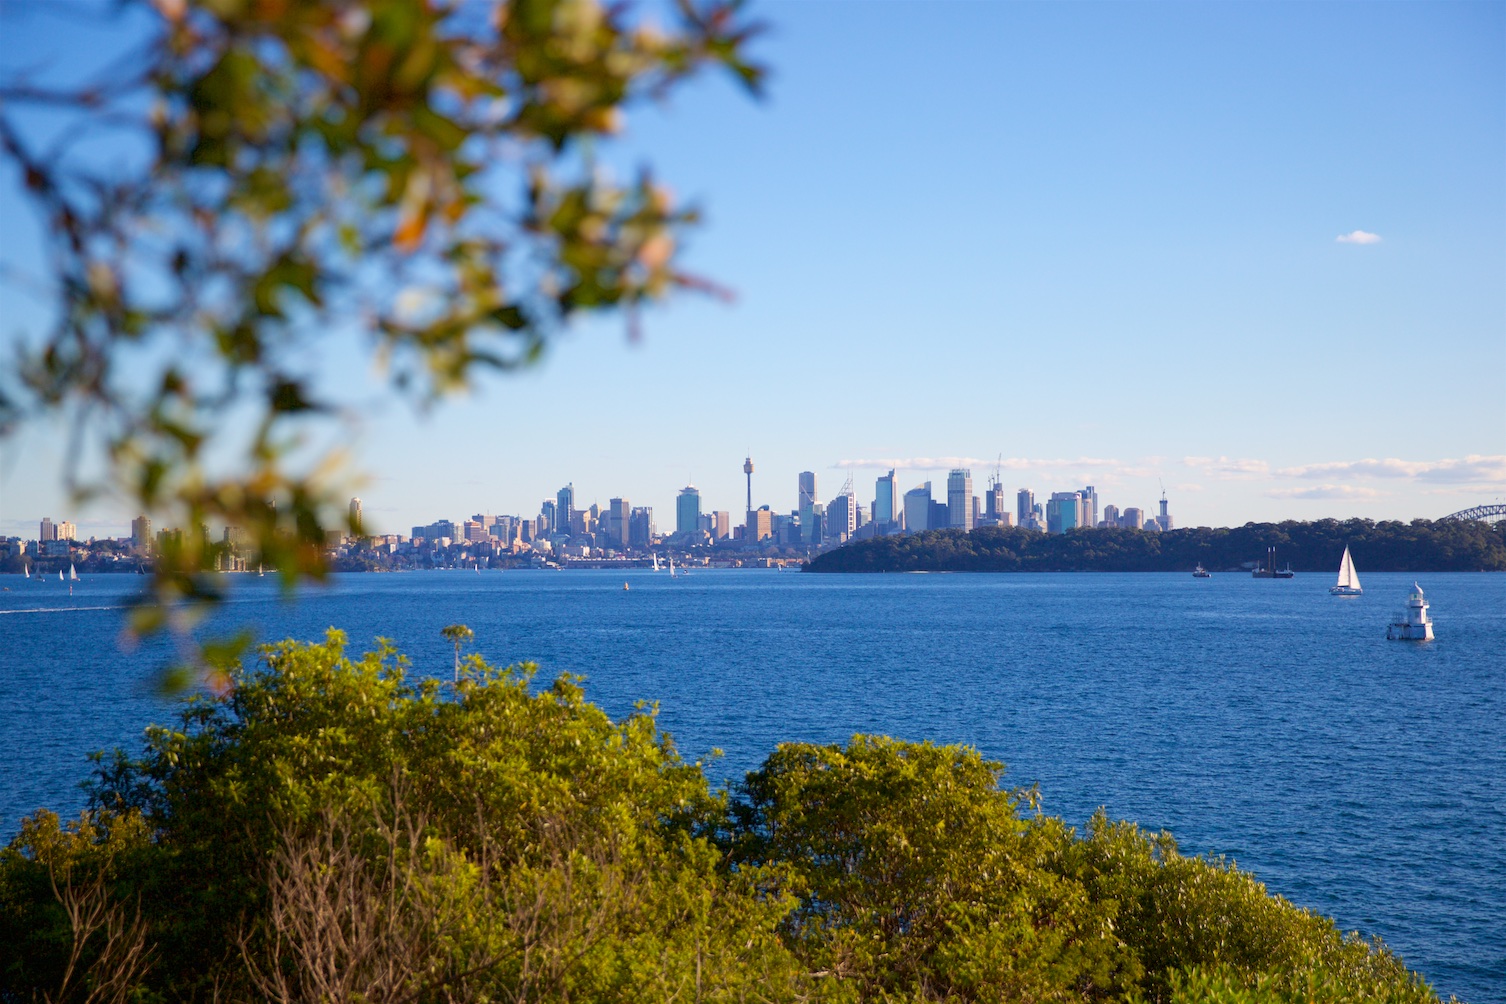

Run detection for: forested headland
[[0, 635, 1447, 1003], [806, 519, 1506, 574]]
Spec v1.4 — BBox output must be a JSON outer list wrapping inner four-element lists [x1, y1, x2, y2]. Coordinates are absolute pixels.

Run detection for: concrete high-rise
[[39, 518, 55, 542], [1081, 486, 1099, 528], [747, 506, 773, 543], [131, 515, 152, 550], [947, 469, 974, 530], [349, 497, 363, 534], [629, 507, 655, 547], [903, 483, 933, 532], [676, 484, 701, 538], [556, 484, 575, 529], [1102, 504, 1120, 528], [798, 471, 818, 543], [1158, 491, 1174, 531]]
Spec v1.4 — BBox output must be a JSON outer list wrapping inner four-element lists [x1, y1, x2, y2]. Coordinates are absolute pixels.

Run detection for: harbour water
[[1, 569, 1502, 1001]]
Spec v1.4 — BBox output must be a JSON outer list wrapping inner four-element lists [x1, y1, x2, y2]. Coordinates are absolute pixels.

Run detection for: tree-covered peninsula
[[806, 519, 1506, 574], [0, 635, 1446, 1003]]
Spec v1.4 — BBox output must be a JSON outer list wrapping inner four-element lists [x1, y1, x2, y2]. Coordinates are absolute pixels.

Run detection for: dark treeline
[[807, 519, 1506, 574]]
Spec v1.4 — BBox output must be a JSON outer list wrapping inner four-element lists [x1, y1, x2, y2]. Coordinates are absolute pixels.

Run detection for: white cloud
[[1336, 229, 1382, 245], [1266, 485, 1381, 500], [1275, 455, 1506, 484], [1181, 456, 1271, 478]]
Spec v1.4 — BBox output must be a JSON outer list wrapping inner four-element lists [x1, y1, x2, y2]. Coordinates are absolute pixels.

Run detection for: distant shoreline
[[806, 519, 1506, 574]]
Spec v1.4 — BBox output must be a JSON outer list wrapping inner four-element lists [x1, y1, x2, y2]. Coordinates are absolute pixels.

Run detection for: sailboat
[[1330, 546, 1362, 596], [652, 553, 661, 572], [58, 569, 64, 582], [23, 563, 29, 579], [668, 556, 676, 578], [69, 562, 79, 582]]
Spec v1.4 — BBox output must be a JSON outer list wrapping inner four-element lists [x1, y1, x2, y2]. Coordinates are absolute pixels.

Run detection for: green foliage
[[808, 519, 1506, 574], [0, 0, 763, 643], [0, 636, 1444, 1003]]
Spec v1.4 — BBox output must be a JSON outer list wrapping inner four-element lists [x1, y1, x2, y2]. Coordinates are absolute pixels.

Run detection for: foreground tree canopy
[[807, 519, 1506, 574], [0, 0, 761, 638], [0, 635, 1443, 1003]]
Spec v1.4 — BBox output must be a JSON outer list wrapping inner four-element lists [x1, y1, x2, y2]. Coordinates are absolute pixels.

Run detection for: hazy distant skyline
[[3, 2, 1503, 537]]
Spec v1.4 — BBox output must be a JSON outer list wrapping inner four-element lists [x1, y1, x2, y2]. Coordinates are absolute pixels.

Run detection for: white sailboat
[[668, 556, 676, 578], [58, 569, 64, 582], [1330, 546, 1362, 595], [23, 564, 29, 579], [69, 562, 79, 582], [652, 553, 661, 572]]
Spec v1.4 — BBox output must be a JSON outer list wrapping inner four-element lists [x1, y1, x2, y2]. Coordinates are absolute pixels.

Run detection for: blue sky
[[2, 1, 1503, 537]]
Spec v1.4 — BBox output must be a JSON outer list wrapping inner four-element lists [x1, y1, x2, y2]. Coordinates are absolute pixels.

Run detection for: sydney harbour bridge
[[1440, 503, 1506, 523]]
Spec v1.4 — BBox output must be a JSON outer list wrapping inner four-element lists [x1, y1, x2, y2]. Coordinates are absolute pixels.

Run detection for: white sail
[[1347, 550, 1361, 591], [69, 562, 78, 581], [23, 564, 29, 579]]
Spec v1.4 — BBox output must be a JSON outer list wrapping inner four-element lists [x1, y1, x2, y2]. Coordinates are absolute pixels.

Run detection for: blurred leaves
[[0, 0, 764, 666]]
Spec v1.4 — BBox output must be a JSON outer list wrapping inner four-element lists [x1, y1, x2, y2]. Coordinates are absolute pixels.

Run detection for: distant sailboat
[[669, 556, 676, 578], [23, 564, 29, 579], [58, 569, 64, 582], [1330, 546, 1362, 596], [69, 562, 78, 582], [652, 553, 661, 572]]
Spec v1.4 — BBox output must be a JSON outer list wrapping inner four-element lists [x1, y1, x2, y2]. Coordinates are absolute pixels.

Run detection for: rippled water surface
[[2, 569, 1502, 1001]]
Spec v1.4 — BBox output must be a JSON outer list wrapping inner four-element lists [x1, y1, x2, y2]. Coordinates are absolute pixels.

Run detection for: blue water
[[2, 569, 1502, 1001]]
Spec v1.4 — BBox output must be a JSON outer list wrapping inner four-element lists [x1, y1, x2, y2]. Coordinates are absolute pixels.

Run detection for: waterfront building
[[57, 521, 77, 542], [131, 515, 152, 550], [1046, 492, 1083, 535], [609, 497, 631, 547], [349, 497, 363, 533], [947, 469, 974, 530], [676, 485, 701, 538], [903, 483, 933, 532], [1016, 489, 1034, 527], [798, 471, 818, 543], [39, 517, 56, 542]]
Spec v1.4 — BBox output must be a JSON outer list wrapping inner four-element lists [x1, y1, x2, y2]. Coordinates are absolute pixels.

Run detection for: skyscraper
[[556, 484, 575, 530], [539, 499, 557, 536], [349, 497, 363, 534], [1080, 486, 1099, 528], [1102, 504, 1121, 527], [874, 469, 900, 532], [712, 511, 730, 540], [131, 515, 152, 550], [829, 486, 857, 542], [609, 497, 631, 547], [903, 483, 933, 532], [798, 471, 817, 543], [1158, 491, 1174, 531], [629, 507, 655, 547], [676, 484, 701, 538], [1046, 492, 1082, 534], [39, 518, 55, 542], [1016, 489, 1034, 527], [947, 469, 974, 530]]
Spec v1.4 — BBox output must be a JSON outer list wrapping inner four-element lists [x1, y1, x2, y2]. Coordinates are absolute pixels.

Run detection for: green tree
[[0, 0, 763, 641]]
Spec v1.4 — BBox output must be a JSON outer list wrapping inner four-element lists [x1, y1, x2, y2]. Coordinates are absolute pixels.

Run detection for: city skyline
[[3, 3, 1502, 539]]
